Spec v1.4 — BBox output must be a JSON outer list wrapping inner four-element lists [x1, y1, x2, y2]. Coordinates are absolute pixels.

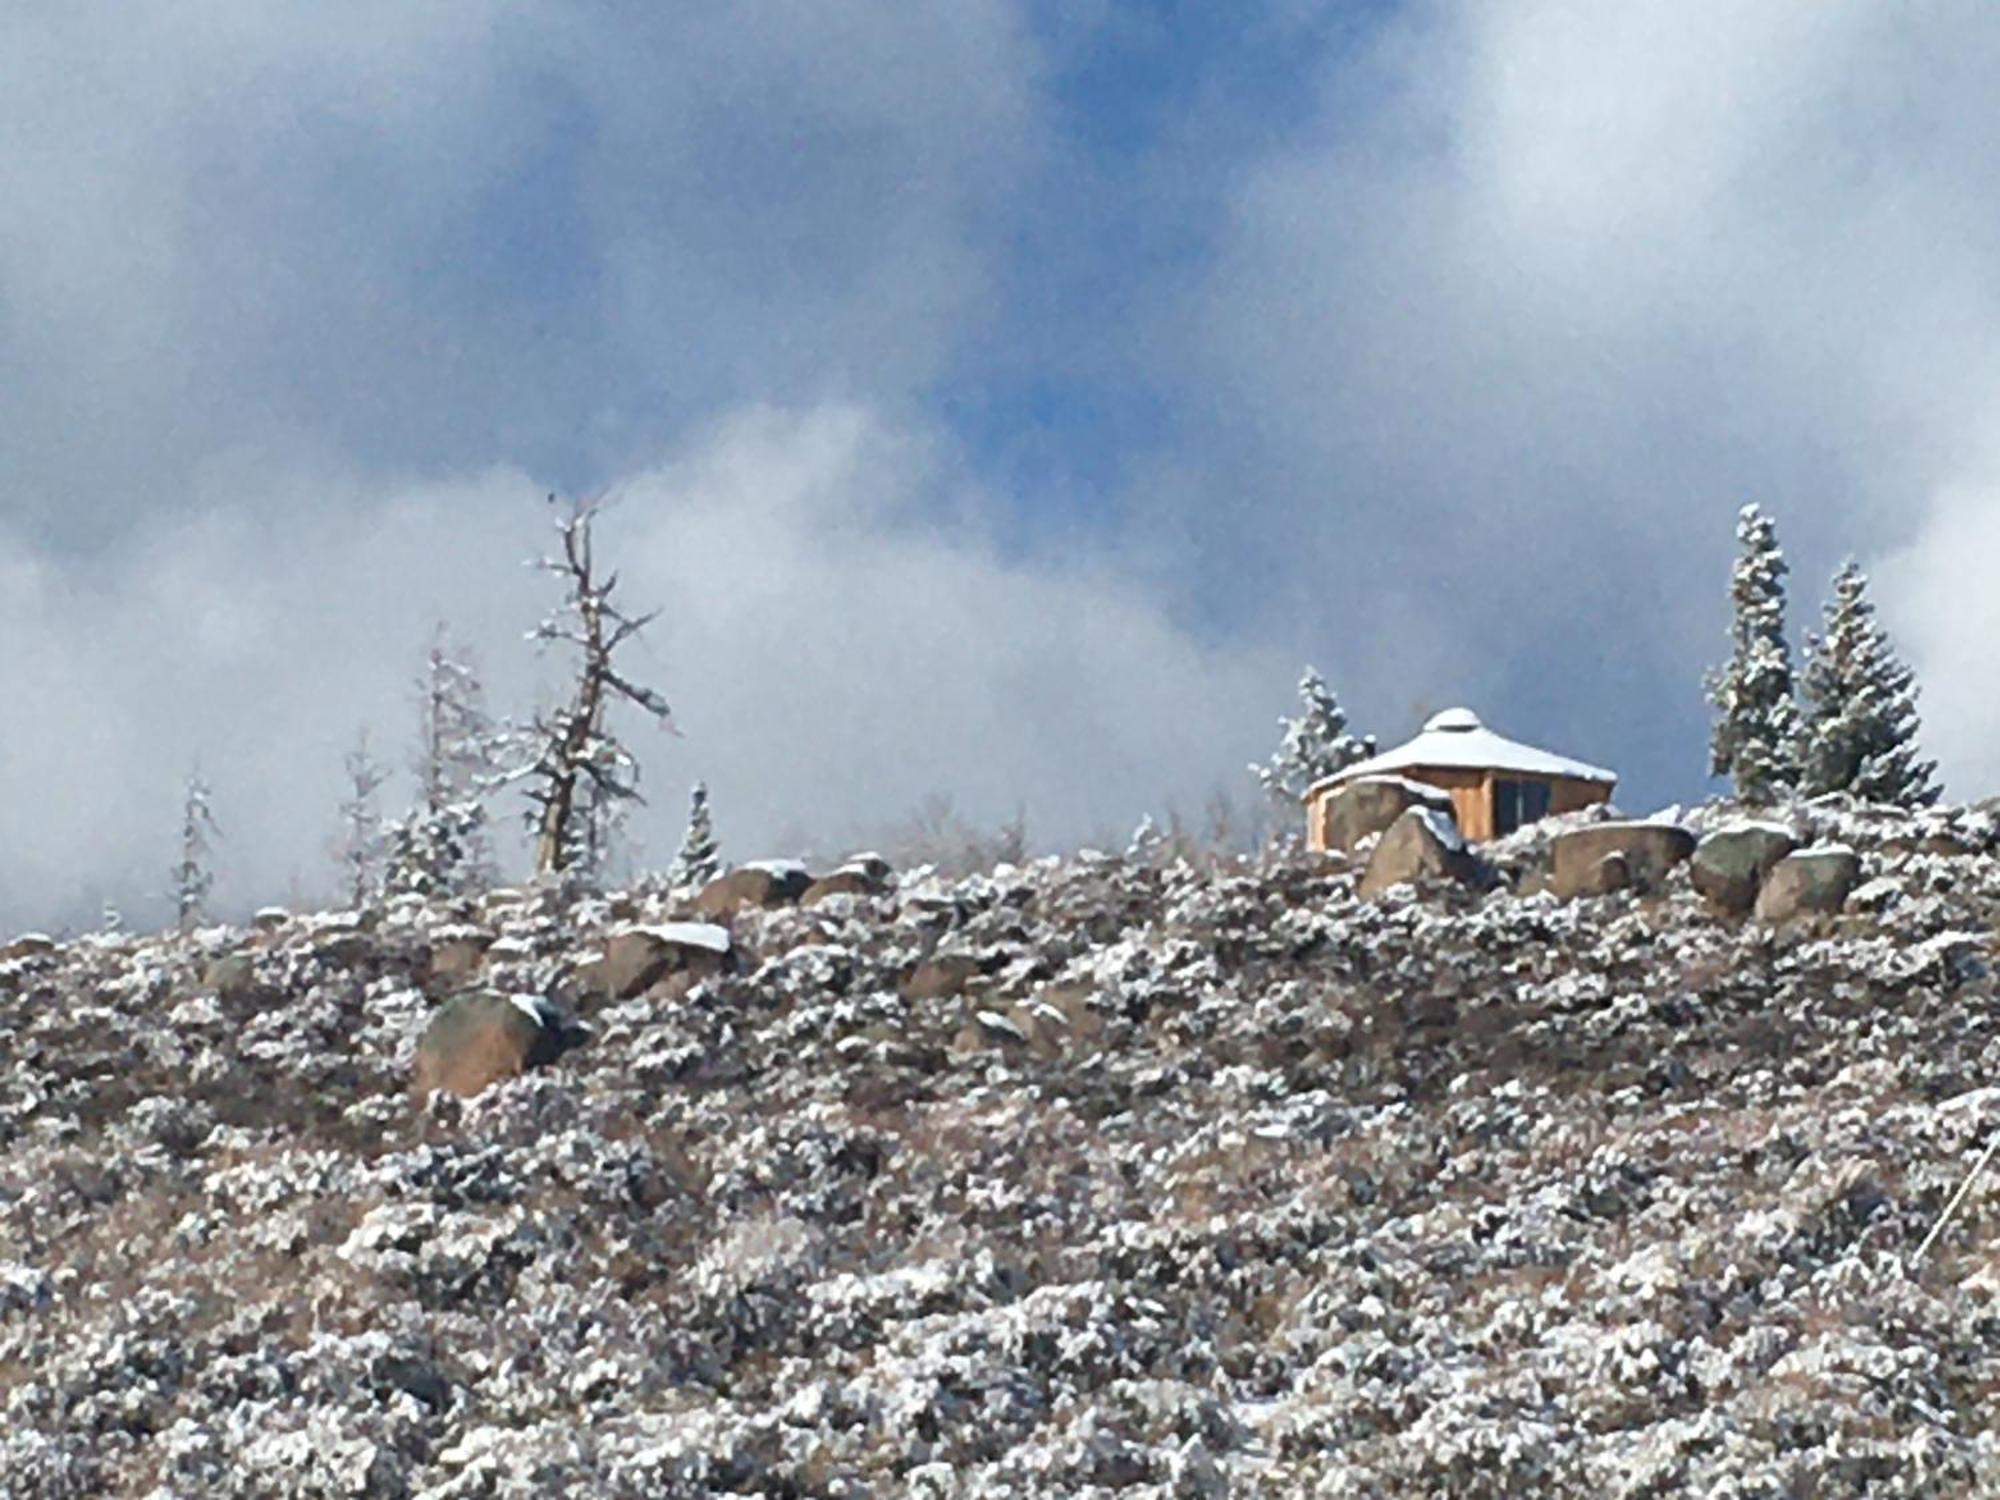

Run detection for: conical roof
[[1307, 708, 1616, 797]]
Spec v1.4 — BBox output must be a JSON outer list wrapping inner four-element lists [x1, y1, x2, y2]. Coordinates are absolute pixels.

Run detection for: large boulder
[[1549, 823, 1695, 899], [1358, 807, 1479, 899], [411, 993, 577, 1102], [578, 922, 731, 1000], [1690, 822, 1797, 915], [1318, 776, 1455, 855], [694, 862, 812, 919], [1755, 846, 1863, 924], [804, 855, 895, 905]]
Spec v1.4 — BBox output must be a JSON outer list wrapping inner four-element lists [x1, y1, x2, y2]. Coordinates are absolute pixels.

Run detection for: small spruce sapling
[[171, 769, 220, 931], [670, 780, 722, 888], [1252, 667, 1375, 810], [384, 625, 502, 898], [1706, 504, 1801, 805], [1798, 561, 1941, 806]]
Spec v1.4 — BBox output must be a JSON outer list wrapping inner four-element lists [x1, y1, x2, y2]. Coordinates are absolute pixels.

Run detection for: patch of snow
[[622, 921, 731, 954], [1414, 806, 1467, 854]]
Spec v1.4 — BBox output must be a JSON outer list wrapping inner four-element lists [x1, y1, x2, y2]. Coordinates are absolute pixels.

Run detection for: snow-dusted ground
[[4, 797, 2000, 1497]]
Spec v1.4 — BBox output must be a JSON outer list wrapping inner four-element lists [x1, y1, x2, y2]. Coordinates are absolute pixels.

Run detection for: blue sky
[[3, 1, 1999, 927]]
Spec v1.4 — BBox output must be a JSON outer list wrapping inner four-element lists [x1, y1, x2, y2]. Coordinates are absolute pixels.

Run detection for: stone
[[1755, 846, 1863, 924], [411, 993, 568, 1102], [903, 953, 985, 1000], [1318, 776, 1456, 855], [1575, 853, 1632, 898], [694, 864, 812, 919], [203, 953, 259, 1002], [1690, 823, 1797, 915], [803, 868, 888, 905], [578, 923, 731, 1000], [1549, 823, 1695, 900], [1358, 807, 1479, 899], [425, 938, 490, 990]]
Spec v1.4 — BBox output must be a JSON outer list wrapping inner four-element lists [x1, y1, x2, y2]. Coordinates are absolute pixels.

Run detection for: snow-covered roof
[[1307, 708, 1617, 797]]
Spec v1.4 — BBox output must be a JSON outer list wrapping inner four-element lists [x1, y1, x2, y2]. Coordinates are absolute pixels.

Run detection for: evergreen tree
[[669, 780, 721, 888], [1125, 813, 1164, 865], [385, 625, 501, 898], [333, 730, 389, 909], [1798, 560, 1940, 806], [1251, 667, 1375, 807], [171, 769, 220, 930], [1706, 504, 1800, 804]]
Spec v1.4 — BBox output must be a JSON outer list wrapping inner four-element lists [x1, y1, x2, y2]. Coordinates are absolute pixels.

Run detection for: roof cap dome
[[1423, 707, 1484, 733]]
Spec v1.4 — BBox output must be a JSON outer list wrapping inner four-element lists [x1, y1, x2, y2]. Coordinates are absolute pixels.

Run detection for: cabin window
[[1493, 778, 1552, 835]]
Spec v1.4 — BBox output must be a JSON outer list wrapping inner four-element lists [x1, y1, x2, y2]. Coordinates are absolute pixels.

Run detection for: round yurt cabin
[[1305, 707, 1616, 849]]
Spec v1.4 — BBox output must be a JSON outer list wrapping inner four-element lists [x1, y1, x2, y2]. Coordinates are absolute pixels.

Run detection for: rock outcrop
[[1549, 822, 1696, 899], [1754, 845, 1864, 924], [695, 862, 813, 919], [410, 992, 572, 1101], [1318, 776, 1456, 855], [1690, 822, 1797, 915], [1358, 807, 1479, 898], [578, 922, 732, 1000]]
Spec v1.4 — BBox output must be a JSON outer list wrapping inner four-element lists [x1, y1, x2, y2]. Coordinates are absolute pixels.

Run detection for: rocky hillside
[[5, 798, 2000, 1497]]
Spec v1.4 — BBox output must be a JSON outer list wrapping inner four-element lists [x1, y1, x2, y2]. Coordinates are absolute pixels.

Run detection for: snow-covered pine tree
[[1251, 667, 1375, 808], [510, 496, 675, 878], [384, 625, 501, 899], [669, 780, 721, 888], [171, 770, 220, 931], [333, 730, 389, 909], [1706, 504, 1801, 805], [1126, 813, 1164, 865], [1797, 560, 1941, 806]]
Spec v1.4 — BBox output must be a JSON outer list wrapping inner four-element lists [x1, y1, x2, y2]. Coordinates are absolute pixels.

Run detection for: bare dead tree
[[333, 729, 389, 909], [510, 495, 673, 878]]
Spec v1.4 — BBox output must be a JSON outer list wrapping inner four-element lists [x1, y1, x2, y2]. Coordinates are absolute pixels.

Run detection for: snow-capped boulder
[[804, 856, 896, 905], [1691, 823, 1797, 915], [410, 992, 577, 1101], [1549, 822, 1695, 899], [2, 932, 56, 960], [579, 923, 732, 1000], [695, 863, 813, 918], [1319, 775, 1456, 855], [1358, 806, 1479, 898], [1754, 845, 1863, 924]]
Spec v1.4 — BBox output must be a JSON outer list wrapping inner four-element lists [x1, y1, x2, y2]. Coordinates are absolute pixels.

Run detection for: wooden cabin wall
[[1402, 767, 1491, 842], [1551, 778, 1614, 816]]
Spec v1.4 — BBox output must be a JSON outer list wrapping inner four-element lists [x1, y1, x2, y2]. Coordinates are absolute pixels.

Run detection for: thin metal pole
[[1913, 1124, 2000, 1269]]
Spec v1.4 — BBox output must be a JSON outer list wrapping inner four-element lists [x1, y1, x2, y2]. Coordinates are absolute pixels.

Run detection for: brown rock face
[[411, 994, 556, 1102], [1575, 853, 1632, 898], [1754, 847, 1863, 924], [1318, 777, 1455, 855], [803, 868, 889, 905], [1549, 824, 1695, 899], [1690, 824, 1797, 915], [694, 865, 812, 919], [1358, 808, 1478, 899], [902, 953, 985, 1000], [578, 926, 730, 1000], [425, 938, 490, 991]]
